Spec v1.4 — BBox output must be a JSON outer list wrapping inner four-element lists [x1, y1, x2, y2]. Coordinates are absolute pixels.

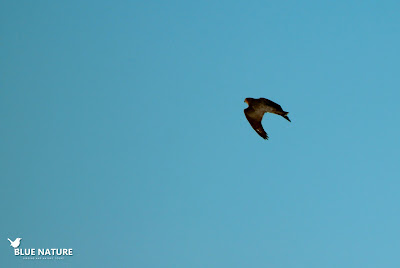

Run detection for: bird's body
[[8, 238, 22, 248], [244, 98, 290, 140]]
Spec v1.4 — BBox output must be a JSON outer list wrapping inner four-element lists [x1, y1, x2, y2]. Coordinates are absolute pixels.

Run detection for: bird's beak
[[244, 99, 248, 104]]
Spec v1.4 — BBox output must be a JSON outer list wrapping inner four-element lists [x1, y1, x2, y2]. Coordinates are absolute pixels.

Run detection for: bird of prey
[[244, 98, 291, 140], [7, 238, 22, 248]]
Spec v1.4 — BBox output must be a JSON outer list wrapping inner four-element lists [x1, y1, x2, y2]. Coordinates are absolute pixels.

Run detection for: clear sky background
[[1, 1, 400, 267]]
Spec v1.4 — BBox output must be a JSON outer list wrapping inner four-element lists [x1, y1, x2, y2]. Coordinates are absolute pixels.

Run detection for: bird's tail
[[281, 111, 291, 122], [7, 238, 12, 244]]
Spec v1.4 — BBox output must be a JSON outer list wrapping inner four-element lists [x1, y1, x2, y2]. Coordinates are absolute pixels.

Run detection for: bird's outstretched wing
[[262, 98, 291, 122], [244, 107, 268, 139], [261, 98, 282, 110]]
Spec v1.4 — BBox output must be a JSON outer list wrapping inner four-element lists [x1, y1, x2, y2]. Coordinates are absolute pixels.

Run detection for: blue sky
[[1, 0, 400, 267]]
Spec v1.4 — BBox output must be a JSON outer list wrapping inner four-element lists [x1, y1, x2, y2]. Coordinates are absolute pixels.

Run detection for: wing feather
[[261, 98, 283, 110], [244, 107, 268, 139]]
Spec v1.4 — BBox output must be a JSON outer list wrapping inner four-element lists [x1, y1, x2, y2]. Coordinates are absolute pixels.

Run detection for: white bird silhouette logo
[[7, 238, 22, 248]]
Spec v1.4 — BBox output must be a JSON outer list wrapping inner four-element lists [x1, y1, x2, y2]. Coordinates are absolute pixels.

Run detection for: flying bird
[[244, 98, 291, 140], [8, 238, 22, 248]]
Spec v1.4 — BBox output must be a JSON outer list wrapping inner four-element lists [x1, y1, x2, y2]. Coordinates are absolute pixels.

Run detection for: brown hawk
[[244, 98, 291, 140]]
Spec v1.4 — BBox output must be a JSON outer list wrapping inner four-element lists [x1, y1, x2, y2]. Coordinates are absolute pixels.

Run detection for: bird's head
[[16, 238, 22, 242], [244, 98, 253, 105]]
